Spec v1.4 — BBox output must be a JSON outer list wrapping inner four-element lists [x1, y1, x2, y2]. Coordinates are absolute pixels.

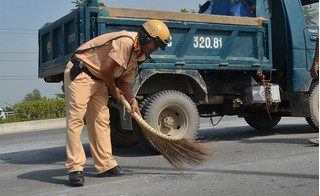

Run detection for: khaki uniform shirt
[[75, 30, 146, 83]]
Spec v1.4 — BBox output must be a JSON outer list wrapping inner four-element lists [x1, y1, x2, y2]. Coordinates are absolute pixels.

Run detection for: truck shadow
[[198, 123, 316, 145]]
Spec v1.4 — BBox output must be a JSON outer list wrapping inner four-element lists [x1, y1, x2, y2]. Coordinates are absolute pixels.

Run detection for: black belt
[[70, 56, 101, 81]]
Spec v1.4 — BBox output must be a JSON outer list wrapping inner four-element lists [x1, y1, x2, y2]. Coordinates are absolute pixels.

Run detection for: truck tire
[[135, 90, 200, 153], [306, 81, 319, 131], [109, 107, 138, 148], [133, 96, 156, 152], [244, 116, 281, 131]]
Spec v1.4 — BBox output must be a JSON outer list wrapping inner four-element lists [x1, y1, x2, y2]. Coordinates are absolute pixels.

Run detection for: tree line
[[0, 89, 65, 123]]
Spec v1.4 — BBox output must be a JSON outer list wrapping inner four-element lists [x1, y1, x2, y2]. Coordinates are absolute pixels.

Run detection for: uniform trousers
[[64, 61, 118, 174]]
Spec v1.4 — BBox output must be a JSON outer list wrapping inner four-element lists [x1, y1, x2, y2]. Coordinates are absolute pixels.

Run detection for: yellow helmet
[[138, 20, 170, 51]]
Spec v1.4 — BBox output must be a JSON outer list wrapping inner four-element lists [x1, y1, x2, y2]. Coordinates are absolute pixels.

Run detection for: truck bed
[[101, 7, 264, 26], [38, 5, 271, 82]]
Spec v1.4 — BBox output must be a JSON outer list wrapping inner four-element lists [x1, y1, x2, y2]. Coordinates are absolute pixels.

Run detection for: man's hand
[[110, 87, 124, 102], [127, 99, 142, 118], [118, 79, 142, 117]]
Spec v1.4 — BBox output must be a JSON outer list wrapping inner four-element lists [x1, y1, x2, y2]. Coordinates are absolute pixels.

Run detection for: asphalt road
[[0, 116, 318, 196]]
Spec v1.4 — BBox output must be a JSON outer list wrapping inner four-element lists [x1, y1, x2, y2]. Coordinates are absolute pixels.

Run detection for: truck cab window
[[303, 2, 319, 27], [200, 0, 256, 17]]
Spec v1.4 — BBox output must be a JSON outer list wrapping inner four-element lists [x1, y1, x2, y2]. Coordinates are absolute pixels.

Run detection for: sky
[[0, 0, 318, 107]]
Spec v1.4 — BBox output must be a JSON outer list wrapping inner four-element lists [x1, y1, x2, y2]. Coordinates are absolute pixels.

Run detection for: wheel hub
[[162, 116, 174, 128]]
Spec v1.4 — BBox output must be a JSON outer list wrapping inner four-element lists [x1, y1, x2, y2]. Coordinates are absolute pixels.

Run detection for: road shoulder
[[0, 118, 66, 135]]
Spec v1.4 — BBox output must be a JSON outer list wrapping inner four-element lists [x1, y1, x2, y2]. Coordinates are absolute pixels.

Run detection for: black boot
[[68, 171, 85, 186], [97, 166, 134, 177]]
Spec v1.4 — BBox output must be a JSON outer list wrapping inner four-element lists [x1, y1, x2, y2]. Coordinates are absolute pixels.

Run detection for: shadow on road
[[0, 143, 156, 165], [0, 123, 315, 166], [17, 168, 70, 186], [2, 144, 159, 186], [198, 123, 316, 143]]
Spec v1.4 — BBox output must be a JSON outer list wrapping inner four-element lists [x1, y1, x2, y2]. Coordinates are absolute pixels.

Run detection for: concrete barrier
[[0, 118, 66, 135]]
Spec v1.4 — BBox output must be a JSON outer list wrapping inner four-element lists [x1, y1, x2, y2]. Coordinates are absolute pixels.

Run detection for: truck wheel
[[244, 116, 281, 131], [135, 90, 199, 153], [133, 96, 155, 152], [306, 81, 319, 131], [109, 107, 138, 148]]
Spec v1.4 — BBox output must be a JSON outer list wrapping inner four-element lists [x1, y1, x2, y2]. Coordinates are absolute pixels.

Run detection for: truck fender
[[131, 69, 208, 103]]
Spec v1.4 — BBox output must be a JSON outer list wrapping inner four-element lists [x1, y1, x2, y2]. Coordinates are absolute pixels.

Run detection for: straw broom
[[120, 95, 211, 171]]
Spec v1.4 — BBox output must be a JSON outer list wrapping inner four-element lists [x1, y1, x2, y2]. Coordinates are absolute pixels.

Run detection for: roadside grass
[[0, 115, 66, 124]]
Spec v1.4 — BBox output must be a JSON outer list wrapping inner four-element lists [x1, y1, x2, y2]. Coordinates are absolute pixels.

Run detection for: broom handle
[[120, 95, 179, 141]]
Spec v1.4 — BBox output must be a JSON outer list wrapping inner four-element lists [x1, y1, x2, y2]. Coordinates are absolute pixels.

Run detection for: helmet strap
[[141, 45, 155, 63]]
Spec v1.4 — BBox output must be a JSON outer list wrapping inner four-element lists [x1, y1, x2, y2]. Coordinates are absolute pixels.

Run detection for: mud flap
[[289, 94, 310, 117], [117, 102, 133, 130]]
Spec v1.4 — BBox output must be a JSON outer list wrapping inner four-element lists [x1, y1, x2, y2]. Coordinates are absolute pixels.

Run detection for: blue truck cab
[[38, 0, 318, 151]]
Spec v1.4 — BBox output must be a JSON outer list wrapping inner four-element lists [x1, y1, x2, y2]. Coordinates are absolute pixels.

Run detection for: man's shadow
[[17, 168, 70, 186], [9, 145, 88, 187], [7, 143, 155, 186]]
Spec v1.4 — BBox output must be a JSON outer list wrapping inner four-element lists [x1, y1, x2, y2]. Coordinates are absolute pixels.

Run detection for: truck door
[[302, 2, 319, 71], [304, 27, 318, 70]]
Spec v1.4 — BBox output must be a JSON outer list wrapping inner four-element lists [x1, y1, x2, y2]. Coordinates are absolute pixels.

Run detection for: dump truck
[[38, 0, 319, 152]]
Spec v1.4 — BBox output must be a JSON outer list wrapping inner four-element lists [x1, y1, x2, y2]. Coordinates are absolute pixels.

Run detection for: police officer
[[64, 20, 170, 186]]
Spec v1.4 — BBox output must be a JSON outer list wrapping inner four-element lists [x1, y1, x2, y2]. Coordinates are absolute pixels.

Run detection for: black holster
[[70, 56, 100, 81], [70, 57, 82, 81]]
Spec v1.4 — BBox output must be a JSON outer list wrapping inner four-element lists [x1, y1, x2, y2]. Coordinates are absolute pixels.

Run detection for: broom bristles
[[120, 95, 211, 171], [144, 129, 210, 171]]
